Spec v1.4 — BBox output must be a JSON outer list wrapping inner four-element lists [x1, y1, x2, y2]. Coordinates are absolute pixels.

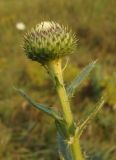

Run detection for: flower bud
[[24, 21, 77, 64]]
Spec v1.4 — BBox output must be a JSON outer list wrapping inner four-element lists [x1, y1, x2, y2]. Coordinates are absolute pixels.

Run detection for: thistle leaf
[[55, 120, 68, 138], [75, 98, 105, 137], [55, 120, 73, 160], [57, 132, 73, 160], [15, 88, 62, 120], [67, 60, 97, 97]]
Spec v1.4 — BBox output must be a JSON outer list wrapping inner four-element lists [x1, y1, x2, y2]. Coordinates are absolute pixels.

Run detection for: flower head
[[24, 21, 77, 64]]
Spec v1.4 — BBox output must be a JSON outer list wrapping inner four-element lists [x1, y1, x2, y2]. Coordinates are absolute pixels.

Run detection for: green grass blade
[[67, 60, 97, 97], [15, 88, 62, 120]]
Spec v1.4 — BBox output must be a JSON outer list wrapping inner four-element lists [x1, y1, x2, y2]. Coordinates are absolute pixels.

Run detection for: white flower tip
[[16, 22, 26, 31], [36, 21, 55, 31]]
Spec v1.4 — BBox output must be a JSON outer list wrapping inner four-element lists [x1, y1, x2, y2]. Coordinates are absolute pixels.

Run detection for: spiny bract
[[24, 21, 77, 64]]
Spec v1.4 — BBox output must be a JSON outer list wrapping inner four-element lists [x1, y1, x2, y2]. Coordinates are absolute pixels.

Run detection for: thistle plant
[[16, 21, 104, 160]]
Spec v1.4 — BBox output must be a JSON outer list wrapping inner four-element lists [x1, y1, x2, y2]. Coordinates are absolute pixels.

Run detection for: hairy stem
[[47, 59, 84, 160]]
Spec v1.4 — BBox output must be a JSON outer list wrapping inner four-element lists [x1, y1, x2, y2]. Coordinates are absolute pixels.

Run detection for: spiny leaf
[[75, 98, 105, 137], [55, 120, 73, 160], [15, 88, 62, 120], [56, 120, 73, 160], [67, 60, 97, 97], [57, 132, 73, 160], [55, 120, 68, 138]]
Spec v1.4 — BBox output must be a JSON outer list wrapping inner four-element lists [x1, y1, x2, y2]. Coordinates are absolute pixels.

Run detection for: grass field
[[0, 0, 116, 159]]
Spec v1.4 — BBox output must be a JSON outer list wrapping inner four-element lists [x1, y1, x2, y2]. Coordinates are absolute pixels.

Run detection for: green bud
[[23, 21, 77, 65]]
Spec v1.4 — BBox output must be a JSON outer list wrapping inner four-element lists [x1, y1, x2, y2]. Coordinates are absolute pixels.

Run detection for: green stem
[[70, 135, 84, 160], [47, 59, 84, 160]]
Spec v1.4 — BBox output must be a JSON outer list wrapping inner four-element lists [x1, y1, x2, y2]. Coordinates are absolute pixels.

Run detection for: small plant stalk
[[47, 59, 84, 160]]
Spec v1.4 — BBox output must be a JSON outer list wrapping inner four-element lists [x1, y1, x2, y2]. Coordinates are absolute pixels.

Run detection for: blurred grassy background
[[0, 0, 116, 159]]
